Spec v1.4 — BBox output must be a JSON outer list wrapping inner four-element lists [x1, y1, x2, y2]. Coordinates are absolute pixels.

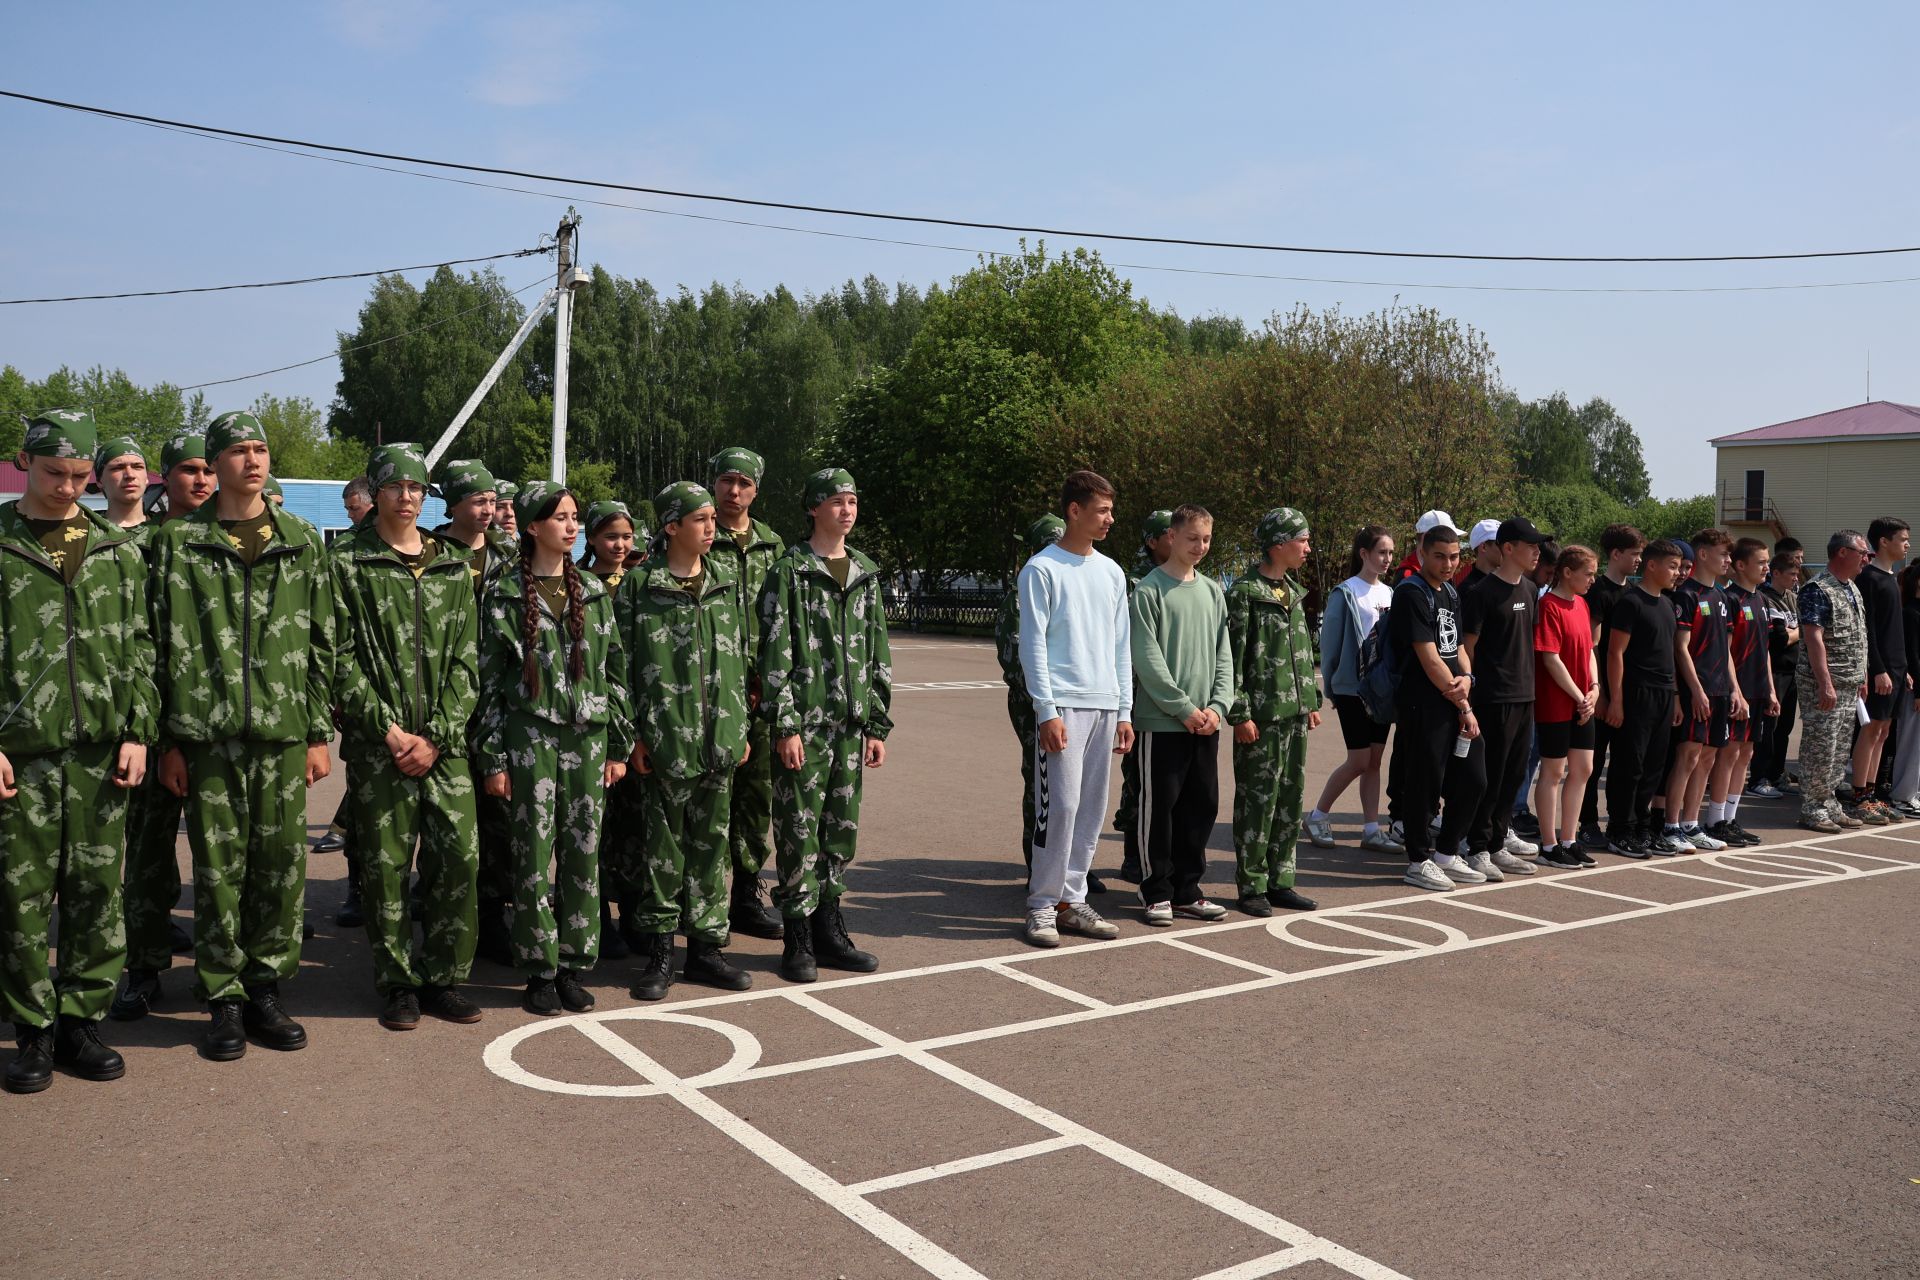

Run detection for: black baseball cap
[[1496, 517, 1553, 546]]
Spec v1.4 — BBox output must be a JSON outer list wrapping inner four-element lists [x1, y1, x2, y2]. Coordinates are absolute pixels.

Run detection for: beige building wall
[[1715, 439, 1920, 543]]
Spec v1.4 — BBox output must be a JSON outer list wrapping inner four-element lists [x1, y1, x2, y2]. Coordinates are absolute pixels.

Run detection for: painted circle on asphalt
[[483, 1009, 764, 1097], [1267, 910, 1470, 956]]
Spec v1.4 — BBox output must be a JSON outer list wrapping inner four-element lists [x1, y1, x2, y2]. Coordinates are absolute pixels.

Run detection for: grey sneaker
[[1432, 852, 1487, 884], [1305, 815, 1337, 848], [1023, 908, 1060, 949], [1403, 859, 1454, 891], [1360, 827, 1405, 853], [1650, 830, 1692, 855], [1057, 902, 1119, 940], [1143, 901, 1174, 927], [1501, 830, 1540, 857], [1172, 899, 1228, 921], [1489, 849, 1537, 876], [1465, 851, 1504, 883], [1685, 825, 1727, 851]]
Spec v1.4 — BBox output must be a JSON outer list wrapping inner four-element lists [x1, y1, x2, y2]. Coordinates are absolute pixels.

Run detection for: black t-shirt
[[1673, 577, 1733, 696], [1759, 580, 1799, 672], [1462, 574, 1537, 704], [1587, 574, 1627, 691], [1858, 563, 1908, 679], [1607, 586, 1677, 691], [1388, 575, 1462, 706], [1724, 582, 1773, 701]]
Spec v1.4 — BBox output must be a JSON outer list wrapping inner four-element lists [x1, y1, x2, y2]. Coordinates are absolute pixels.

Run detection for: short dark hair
[[1643, 538, 1684, 564], [343, 476, 372, 503], [1731, 537, 1768, 565], [1691, 527, 1732, 551], [1600, 523, 1645, 555], [1060, 470, 1114, 512], [1902, 562, 1920, 601], [1828, 529, 1867, 559], [1772, 536, 1803, 558], [1169, 503, 1213, 529], [1537, 541, 1561, 566], [1867, 516, 1910, 551], [1421, 525, 1460, 550]]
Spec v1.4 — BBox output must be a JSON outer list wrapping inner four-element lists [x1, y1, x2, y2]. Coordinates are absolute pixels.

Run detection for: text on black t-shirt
[[1462, 573, 1537, 704]]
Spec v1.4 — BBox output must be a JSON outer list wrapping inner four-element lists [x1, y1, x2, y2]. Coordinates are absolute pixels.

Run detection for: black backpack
[[1357, 576, 1451, 724]]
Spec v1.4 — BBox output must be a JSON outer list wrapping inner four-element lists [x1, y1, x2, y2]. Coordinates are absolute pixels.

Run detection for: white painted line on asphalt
[[1639, 866, 1766, 890], [1856, 831, 1920, 847], [985, 961, 1110, 1009], [842, 1135, 1079, 1196], [1816, 848, 1920, 865], [1160, 935, 1290, 978], [1189, 1245, 1318, 1279], [1430, 898, 1557, 926], [1541, 881, 1665, 908]]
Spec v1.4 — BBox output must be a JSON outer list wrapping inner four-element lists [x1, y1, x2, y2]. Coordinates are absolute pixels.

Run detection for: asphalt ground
[[7, 634, 1917, 1279]]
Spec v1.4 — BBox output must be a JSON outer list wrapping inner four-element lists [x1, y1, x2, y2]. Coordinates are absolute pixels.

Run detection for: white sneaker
[[1489, 849, 1537, 876], [1024, 908, 1059, 948], [1143, 901, 1174, 927], [1432, 852, 1487, 884], [1501, 830, 1540, 857], [1057, 901, 1119, 940], [1685, 825, 1727, 851], [1466, 851, 1504, 882], [1305, 815, 1337, 848], [1173, 899, 1228, 921], [1359, 828, 1405, 853], [1403, 859, 1454, 891]]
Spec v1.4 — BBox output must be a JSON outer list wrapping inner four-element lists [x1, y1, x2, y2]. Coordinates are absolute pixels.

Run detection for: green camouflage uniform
[[1115, 511, 1173, 844], [758, 473, 894, 919], [331, 446, 482, 996], [578, 515, 645, 907], [1226, 508, 1322, 897], [706, 515, 784, 883], [0, 411, 159, 1030], [150, 454, 338, 1005], [476, 536, 633, 979], [998, 514, 1066, 862]]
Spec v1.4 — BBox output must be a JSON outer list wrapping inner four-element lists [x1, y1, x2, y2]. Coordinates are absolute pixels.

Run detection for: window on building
[[1743, 469, 1765, 522]]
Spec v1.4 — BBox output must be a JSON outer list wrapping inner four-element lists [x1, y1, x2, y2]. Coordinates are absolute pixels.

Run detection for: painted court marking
[[484, 830, 1916, 1279]]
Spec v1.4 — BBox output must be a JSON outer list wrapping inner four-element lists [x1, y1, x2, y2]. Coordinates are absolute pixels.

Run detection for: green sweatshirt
[[1129, 566, 1234, 734]]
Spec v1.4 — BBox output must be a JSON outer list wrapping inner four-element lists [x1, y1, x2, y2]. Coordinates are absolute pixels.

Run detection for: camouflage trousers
[[123, 772, 184, 971], [1232, 717, 1310, 896], [474, 772, 513, 905], [636, 770, 733, 944], [499, 716, 607, 978], [771, 727, 864, 920], [598, 771, 647, 902], [343, 736, 479, 996], [1795, 670, 1861, 818], [1007, 689, 1038, 863], [729, 717, 774, 879], [0, 744, 128, 1028], [180, 740, 309, 1004]]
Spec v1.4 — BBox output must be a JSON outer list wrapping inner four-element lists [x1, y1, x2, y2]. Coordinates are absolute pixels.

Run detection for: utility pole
[[550, 208, 586, 483]]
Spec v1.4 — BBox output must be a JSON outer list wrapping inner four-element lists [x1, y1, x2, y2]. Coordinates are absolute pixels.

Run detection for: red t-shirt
[[1534, 590, 1593, 723]]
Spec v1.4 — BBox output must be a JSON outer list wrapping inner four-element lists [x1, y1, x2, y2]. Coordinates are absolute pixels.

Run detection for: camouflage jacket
[[994, 586, 1024, 690], [616, 554, 751, 779], [0, 502, 158, 756], [756, 543, 894, 742], [150, 502, 337, 746], [704, 516, 785, 669], [1226, 565, 1322, 725], [433, 522, 517, 603], [330, 525, 480, 752], [475, 568, 634, 776]]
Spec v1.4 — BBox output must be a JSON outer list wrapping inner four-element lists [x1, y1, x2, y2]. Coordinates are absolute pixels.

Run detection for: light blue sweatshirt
[[1017, 543, 1133, 724]]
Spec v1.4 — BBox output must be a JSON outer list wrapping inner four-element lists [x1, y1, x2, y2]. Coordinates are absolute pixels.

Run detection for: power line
[[58, 106, 1920, 297], [176, 274, 552, 392], [0, 247, 548, 305], [7, 87, 1917, 266]]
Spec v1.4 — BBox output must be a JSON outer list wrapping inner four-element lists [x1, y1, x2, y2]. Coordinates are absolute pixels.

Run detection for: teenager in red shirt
[[1533, 546, 1599, 868]]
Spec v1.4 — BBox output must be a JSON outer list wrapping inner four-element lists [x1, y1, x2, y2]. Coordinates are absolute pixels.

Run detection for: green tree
[[251, 392, 367, 480]]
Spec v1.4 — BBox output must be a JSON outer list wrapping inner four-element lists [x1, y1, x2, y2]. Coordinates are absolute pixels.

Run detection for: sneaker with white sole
[[1432, 852, 1487, 884], [1305, 815, 1337, 849], [1143, 901, 1174, 927], [1649, 830, 1690, 855], [1172, 899, 1227, 921], [1057, 902, 1119, 940], [1490, 848, 1537, 876], [1501, 830, 1539, 857], [1023, 908, 1059, 948], [1465, 851, 1504, 882], [1747, 780, 1783, 798], [1685, 825, 1727, 851], [1403, 859, 1454, 891], [1359, 828, 1405, 854]]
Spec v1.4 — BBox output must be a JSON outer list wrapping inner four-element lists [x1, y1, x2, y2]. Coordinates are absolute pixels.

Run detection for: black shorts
[[1537, 718, 1596, 758], [1865, 687, 1902, 721], [1333, 694, 1390, 750], [1726, 705, 1771, 745], [1680, 694, 1732, 747]]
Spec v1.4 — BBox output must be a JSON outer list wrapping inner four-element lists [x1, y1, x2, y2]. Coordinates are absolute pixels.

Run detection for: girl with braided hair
[[475, 482, 633, 1016]]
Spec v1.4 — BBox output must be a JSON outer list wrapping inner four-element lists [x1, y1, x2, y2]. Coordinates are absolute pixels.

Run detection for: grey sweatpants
[[1027, 708, 1118, 912]]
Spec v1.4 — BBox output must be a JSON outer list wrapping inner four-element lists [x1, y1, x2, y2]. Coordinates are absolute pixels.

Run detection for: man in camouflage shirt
[[150, 411, 336, 1060], [1226, 508, 1324, 916], [1, 410, 157, 1094], [1796, 530, 1872, 832], [1114, 509, 1174, 881], [758, 468, 893, 982], [996, 514, 1065, 867], [704, 446, 787, 941]]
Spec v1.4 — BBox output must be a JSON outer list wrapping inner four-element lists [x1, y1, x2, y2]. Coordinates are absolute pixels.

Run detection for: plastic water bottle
[[1453, 730, 1472, 758]]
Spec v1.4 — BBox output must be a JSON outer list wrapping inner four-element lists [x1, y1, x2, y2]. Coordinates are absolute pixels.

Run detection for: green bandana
[[513, 479, 570, 528], [655, 481, 714, 529], [21, 409, 97, 460], [494, 480, 518, 506], [803, 467, 858, 510], [205, 411, 268, 458], [584, 499, 633, 535], [1024, 514, 1066, 554], [161, 432, 207, 473], [1256, 506, 1310, 549], [437, 458, 497, 507], [367, 443, 432, 493], [1141, 509, 1173, 546], [92, 435, 146, 476], [709, 446, 765, 486], [263, 477, 284, 500]]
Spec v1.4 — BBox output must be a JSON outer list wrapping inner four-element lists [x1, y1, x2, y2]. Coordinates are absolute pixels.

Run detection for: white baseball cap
[[1414, 509, 1455, 535], [1468, 518, 1502, 550]]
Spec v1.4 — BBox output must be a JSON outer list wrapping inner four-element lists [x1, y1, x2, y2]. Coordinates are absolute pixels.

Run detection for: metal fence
[[885, 588, 1002, 632]]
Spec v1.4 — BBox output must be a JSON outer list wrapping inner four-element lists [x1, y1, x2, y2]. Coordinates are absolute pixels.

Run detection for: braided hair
[[518, 489, 588, 698]]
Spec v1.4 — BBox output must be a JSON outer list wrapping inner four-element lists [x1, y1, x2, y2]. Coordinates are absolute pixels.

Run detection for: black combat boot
[[5, 1024, 55, 1094], [108, 967, 161, 1021], [1268, 888, 1318, 912], [811, 901, 878, 973], [54, 1018, 126, 1081], [554, 968, 595, 1012], [334, 881, 364, 929], [242, 983, 309, 1051], [203, 1000, 248, 1061], [523, 977, 560, 1016], [779, 919, 817, 984], [630, 934, 675, 1002], [683, 939, 752, 992], [729, 873, 784, 940]]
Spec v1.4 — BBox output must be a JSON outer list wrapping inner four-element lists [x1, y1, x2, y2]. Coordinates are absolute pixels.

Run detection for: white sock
[[1725, 795, 1741, 821], [1362, 821, 1380, 835], [1309, 809, 1328, 824], [1703, 801, 1725, 826]]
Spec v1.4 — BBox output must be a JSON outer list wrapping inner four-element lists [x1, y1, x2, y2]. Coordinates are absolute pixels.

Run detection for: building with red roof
[[1709, 401, 1919, 544]]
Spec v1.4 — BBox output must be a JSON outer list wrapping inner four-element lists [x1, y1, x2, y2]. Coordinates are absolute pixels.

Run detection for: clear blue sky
[[3, 1, 1916, 498]]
